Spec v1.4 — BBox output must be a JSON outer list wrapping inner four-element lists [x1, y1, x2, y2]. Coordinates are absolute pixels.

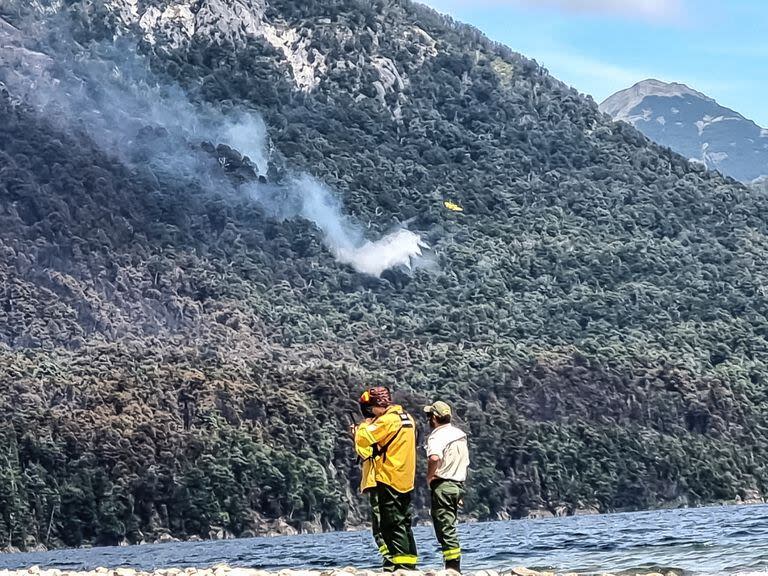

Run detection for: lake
[[2, 505, 768, 575]]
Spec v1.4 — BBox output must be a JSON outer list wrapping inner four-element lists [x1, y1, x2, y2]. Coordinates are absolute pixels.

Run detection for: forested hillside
[[2, 0, 768, 551]]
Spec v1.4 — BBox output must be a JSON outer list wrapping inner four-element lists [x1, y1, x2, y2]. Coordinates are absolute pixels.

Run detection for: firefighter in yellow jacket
[[353, 394, 390, 566], [354, 387, 418, 571]]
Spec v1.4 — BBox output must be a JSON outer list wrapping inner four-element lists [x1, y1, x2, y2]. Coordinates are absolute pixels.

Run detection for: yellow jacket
[[355, 405, 416, 494]]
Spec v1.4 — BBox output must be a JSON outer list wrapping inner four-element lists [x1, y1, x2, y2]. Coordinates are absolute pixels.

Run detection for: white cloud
[[524, 49, 650, 100], [517, 0, 683, 21], [692, 42, 768, 58], [422, 0, 686, 23], [527, 49, 715, 104]]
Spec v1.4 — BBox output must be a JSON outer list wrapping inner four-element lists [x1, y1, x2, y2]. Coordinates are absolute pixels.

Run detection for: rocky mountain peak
[[601, 79, 767, 182], [600, 78, 713, 121]]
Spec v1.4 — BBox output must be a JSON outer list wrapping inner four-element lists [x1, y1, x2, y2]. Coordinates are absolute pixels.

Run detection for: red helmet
[[359, 386, 392, 408]]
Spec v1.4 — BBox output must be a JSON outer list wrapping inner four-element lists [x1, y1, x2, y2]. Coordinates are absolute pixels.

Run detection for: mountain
[[752, 176, 768, 194], [3, 0, 768, 551], [600, 79, 768, 182]]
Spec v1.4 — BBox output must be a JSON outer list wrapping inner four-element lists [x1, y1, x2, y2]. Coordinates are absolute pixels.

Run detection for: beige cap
[[423, 400, 452, 417]]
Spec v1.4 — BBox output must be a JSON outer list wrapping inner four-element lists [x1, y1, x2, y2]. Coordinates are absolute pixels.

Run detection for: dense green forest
[[2, 0, 768, 551]]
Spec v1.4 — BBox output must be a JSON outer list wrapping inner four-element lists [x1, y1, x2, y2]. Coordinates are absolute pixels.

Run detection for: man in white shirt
[[423, 400, 470, 573]]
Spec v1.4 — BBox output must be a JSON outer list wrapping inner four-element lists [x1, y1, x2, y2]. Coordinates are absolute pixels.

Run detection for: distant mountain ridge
[[601, 79, 768, 182]]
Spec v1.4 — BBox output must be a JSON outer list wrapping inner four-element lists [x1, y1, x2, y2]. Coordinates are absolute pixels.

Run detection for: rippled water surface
[[3, 505, 768, 575]]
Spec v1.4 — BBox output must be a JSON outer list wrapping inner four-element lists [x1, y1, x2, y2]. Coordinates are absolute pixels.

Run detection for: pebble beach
[[0, 565, 684, 576]]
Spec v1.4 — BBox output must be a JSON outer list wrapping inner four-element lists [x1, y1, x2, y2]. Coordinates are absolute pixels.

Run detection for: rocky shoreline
[[0, 565, 682, 576]]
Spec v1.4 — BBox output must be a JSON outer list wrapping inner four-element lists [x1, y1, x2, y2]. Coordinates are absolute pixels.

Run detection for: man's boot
[[445, 559, 461, 573]]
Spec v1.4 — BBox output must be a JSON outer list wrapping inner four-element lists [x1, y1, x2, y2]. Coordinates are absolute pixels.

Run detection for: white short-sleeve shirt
[[426, 423, 470, 482]]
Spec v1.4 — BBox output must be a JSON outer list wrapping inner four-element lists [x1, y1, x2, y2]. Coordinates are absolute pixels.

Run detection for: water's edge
[[6, 500, 764, 556], [0, 564, 687, 576], [1, 505, 767, 576]]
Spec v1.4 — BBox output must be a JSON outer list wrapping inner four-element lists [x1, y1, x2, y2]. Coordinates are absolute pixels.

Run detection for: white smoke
[[251, 175, 429, 277], [337, 229, 428, 277], [0, 16, 428, 277]]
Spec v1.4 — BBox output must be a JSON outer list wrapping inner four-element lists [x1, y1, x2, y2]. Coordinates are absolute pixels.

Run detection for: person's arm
[[427, 454, 441, 487], [353, 419, 375, 459], [426, 434, 444, 487], [355, 415, 395, 450]]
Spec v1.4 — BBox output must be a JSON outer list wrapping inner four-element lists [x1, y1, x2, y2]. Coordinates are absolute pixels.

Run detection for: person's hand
[[349, 423, 357, 437]]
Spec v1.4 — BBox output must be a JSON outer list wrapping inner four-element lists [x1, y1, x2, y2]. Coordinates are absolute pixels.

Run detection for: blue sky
[[419, 0, 768, 127]]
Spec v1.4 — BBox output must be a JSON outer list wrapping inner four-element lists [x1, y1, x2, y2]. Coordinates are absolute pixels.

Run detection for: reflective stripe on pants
[[391, 554, 419, 564], [443, 547, 461, 561]]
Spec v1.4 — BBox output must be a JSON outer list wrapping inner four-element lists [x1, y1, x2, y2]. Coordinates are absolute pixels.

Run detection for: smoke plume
[[249, 175, 428, 277], [0, 15, 428, 277]]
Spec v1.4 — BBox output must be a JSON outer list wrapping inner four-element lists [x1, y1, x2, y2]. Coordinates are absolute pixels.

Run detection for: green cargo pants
[[367, 488, 391, 566], [377, 483, 418, 571], [431, 479, 465, 565]]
